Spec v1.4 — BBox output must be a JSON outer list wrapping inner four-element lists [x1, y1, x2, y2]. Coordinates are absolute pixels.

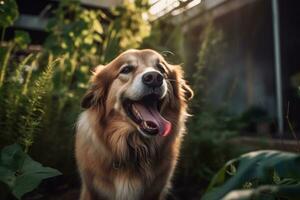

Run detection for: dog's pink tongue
[[134, 102, 171, 136]]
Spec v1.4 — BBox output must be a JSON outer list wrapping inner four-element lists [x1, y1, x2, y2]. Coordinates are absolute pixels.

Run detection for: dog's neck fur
[[89, 109, 162, 179], [110, 129, 161, 178]]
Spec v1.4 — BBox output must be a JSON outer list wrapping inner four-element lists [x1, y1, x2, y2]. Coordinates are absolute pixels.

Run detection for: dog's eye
[[120, 65, 134, 74], [156, 63, 166, 74]]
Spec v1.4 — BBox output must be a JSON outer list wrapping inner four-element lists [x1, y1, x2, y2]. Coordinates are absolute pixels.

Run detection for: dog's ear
[[181, 80, 194, 101], [167, 64, 193, 102], [81, 85, 105, 109], [81, 65, 109, 109], [81, 89, 94, 109]]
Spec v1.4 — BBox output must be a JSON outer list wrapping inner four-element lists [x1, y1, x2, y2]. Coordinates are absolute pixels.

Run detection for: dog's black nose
[[142, 71, 163, 87]]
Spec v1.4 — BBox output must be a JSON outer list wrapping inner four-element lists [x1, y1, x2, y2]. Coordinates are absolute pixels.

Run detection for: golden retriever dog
[[75, 49, 193, 200]]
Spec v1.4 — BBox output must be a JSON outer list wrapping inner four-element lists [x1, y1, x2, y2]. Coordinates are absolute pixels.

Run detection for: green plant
[[192, 22, 225, 108], [167, 22, 245, 199], [1, 53, 34, 143], [0, 0, 19, 41], [179, 108, 242, 184], [0, 144, 61, 199], [202, 150, 300, 200], [0, 52, 62, 199], [0, 51, 56, 145], [237, 106, 272, 134], [19, 58, 57, 152], [101, 0, 151, 63], [179, 22, 237, 180], [0, 30, 31, 88], [45, 0, 104, 63], [0, 32, 61, 198], [44, 0, 106, 116], [142, 21, 184, 64]]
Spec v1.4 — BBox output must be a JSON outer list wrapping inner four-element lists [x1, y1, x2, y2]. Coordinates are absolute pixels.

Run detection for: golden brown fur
[[75, 49, 193, 200]]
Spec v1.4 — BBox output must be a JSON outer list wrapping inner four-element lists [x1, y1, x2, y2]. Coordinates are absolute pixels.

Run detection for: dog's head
[[81, 49, 193, 137]]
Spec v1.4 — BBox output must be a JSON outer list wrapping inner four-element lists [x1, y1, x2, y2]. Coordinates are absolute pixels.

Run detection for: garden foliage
[[203, 150, 300, 200], [0, 144, 61, 199], [0, 0, 151, 198], [175, 22, 245, 198]]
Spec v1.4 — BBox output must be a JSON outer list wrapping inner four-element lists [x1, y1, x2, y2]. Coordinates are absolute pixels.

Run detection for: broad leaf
[[202, 150, 300, 200], [222, 184, 300, 200], [0, 144, 62, 199]]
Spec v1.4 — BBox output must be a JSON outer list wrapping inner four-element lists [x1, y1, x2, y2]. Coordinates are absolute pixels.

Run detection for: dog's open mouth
[[123, 95, 171, 137]]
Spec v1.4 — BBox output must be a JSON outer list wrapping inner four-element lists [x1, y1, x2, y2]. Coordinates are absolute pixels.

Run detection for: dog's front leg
[[80, 180, 109, 200], [79, 184, 94, 200]]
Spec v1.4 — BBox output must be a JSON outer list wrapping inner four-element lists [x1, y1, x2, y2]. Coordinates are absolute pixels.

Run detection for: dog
[[75, 49, 193, 200]]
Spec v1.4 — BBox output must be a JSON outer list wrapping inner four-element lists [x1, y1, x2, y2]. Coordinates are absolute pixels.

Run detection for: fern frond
[[22, 53, 41, 95], [1, 53, 35, 144], [19, 58, 59, 152]]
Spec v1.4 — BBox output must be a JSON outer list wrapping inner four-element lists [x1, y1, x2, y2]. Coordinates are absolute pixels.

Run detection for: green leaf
[[14, 30, 31, 49], [0, 144, 62, 199], [83, 35, 93, 45], [0, 166, 16, 188], [203, 150, 300, 200], [0, 144, 24, 171], [93, 34, 102, 42], [93, 20, 103, 34], [222, 184, 300, 200], [0, 0, 19, 27]]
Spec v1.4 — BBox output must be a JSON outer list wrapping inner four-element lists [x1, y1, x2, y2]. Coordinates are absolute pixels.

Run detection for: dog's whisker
[[161, 50, 175, 57]]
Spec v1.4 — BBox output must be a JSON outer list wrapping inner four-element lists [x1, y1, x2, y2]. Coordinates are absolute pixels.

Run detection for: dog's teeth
[[143, 121, 154, 129], [132, 105, 138, 114], [143, 121, 149, 129], [146, 123, 150, 129], [132, 105, 142, 119], [137, 112, 142, 119]]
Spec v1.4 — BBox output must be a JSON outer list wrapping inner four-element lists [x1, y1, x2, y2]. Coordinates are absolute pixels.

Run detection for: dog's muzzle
[[122, 70, 171, 137]]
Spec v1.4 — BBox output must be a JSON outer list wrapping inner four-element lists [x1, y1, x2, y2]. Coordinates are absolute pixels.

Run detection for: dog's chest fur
[[113, 175, 142, 200], [77, 111, 160, 199]]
